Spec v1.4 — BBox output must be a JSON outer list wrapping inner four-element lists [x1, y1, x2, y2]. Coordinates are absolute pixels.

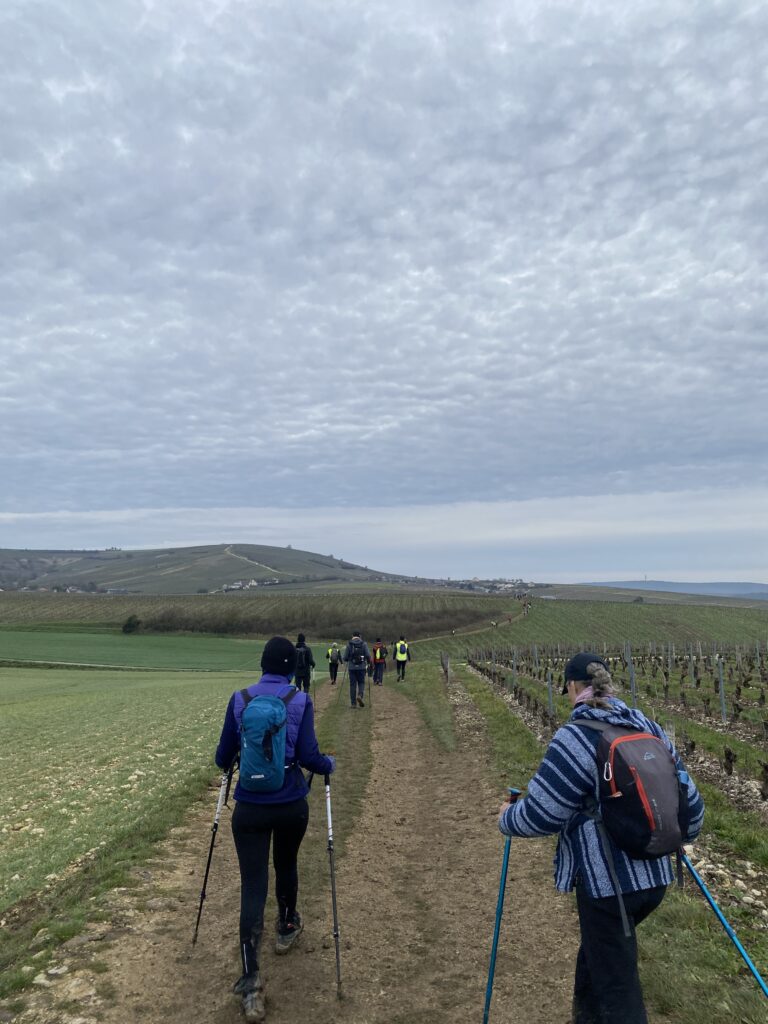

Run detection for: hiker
[[394, 636, 411, 680], [343, 630, 371, 707], [326, 641, 342, 684], [294, 633, 315, 693], [497, 653, 704, 1024], [215, 636, 335, 1023], [371, 638, 388, 685]]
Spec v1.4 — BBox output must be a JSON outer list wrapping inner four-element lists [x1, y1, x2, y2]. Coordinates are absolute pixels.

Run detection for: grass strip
[[313, 684, 374, 862], [390, 661, 456, 752], [639, 891, 768, 1024], [459, 665, 543, 786]]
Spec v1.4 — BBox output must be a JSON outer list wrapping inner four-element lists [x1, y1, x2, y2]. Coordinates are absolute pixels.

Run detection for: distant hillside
[[591, 580, 768, 600], [0, 544, 413, 596]]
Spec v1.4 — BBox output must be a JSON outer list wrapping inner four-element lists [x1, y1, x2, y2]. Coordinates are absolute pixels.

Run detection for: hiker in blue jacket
[[498, 652, 704, 1024], [215, 635, 335, 1023]]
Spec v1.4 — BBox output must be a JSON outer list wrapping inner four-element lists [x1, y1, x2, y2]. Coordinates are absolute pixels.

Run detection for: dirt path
[[411, 608, 525, 645], [224, 546, 301, 576], [11, 678, 575, 1024]]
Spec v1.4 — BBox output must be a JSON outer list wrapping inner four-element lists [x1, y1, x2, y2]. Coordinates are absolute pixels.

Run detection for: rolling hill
[[0, 544, 412, 596]]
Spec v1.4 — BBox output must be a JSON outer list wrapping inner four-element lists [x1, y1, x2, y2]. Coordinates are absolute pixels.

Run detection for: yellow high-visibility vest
[[395, 641, 408, 661]]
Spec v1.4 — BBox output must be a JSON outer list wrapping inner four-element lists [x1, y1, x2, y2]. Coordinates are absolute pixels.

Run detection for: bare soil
[[10, 678, 575, 1024]]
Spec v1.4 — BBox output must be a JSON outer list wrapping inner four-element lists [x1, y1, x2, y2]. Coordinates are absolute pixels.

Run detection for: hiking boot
[[275, 911, 303, 955], [233, 974, 266, 1023], [356, 695, 365, 707]]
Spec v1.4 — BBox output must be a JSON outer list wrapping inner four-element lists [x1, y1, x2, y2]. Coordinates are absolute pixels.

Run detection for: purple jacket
[[215, 674, 333, 804]]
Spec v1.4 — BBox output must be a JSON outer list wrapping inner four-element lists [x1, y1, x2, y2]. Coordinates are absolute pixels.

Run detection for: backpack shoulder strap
[[571, 721, 633, 939], [241, 686, 297, 709], [573, 719, 611, 733], [280, 687, 299, 708]]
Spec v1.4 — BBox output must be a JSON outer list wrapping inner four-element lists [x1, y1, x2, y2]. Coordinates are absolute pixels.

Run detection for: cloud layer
[[1, 1, 767, 574]]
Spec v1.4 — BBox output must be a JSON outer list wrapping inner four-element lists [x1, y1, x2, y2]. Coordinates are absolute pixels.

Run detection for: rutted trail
[[10, 677, 575, 1024], [301, 683, 575, 1024]]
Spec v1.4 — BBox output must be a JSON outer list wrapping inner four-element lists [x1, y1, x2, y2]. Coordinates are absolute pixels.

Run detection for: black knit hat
[[297, 633, 305, 644], [261, 636, 297, 676], [561, 652, 609, 694]]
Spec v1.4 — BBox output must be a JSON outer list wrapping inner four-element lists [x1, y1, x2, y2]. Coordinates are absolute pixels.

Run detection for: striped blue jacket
[[499, 698, 705, 898]]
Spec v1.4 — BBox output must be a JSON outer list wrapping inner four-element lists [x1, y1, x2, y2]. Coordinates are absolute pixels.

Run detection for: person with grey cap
[[215, 636, 335, 1022], [497, 652, 704, 1024]]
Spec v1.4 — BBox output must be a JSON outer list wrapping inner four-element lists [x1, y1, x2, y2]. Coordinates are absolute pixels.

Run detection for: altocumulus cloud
[[1, 0, 767, 576]]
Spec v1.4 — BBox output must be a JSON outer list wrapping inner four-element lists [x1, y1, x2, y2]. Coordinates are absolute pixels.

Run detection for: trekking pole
[[682, 852, 768, 998], [483, 788, 521, 1024], [324, 773, 343, 998], [337, 664, 347, 705], [192, 760, 236, 946]]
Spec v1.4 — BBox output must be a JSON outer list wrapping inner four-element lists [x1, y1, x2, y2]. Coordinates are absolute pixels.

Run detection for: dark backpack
[[238, 687, 299, 792], [374, 644, 387, 662], [349, 638, 365, 667], [575, 719, 690, 937], [576, 720, 690, 860], [295, 647, 309, 674], [398, 642, 407, 656], [328, 647, 340, 664]]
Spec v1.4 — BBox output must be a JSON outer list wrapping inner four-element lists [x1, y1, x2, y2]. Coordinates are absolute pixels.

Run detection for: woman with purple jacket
[[215, 636, 335, 1023]]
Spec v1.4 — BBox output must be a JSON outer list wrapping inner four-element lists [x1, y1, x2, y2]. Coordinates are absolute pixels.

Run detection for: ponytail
[[581, 662, 615, 711]]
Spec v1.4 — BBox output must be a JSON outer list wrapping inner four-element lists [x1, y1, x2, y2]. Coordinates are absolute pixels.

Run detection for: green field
[[0, 667, 255, 916], [0, 629, 267, 671]]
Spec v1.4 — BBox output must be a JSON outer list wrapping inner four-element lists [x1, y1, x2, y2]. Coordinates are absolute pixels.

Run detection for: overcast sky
[[1, 0, 767, 581]]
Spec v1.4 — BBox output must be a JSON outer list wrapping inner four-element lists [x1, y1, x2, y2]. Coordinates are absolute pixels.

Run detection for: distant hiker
[[394, 636, 411, 680], [497, 653, 704, 1024], [215, 636, 335, 1023], [294, 633, 315, 693], [371, 638, 388, 685], [326, 642, 342, 684], [343, 631, 371, 707]]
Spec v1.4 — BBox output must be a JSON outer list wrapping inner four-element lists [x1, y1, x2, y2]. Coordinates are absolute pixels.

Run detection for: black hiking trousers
[[573, 884, 666, 1024], [231, 798, 309, 963]]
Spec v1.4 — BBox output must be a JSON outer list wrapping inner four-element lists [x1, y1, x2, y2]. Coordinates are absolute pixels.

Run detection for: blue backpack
[[238, 687, 299, 792]]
